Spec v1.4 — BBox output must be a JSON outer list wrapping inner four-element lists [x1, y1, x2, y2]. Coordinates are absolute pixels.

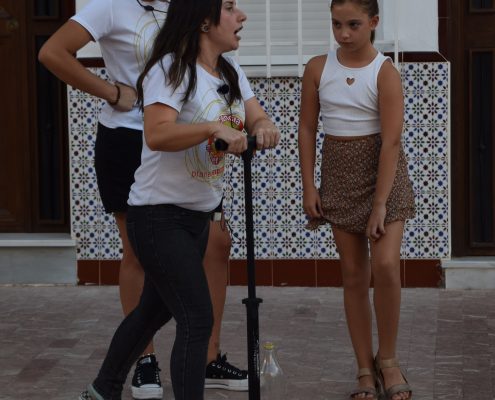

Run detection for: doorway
[[450, 1, 495, 255], [0, 0, 74, 232]]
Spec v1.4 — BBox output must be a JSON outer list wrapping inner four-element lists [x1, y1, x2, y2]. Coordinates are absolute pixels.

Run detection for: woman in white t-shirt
[[77, 0, 280, 399], [38, 1, 169, 399]]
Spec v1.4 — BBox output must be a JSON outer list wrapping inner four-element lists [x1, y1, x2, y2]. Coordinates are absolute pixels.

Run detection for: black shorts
[[94, 123, 143, 214]]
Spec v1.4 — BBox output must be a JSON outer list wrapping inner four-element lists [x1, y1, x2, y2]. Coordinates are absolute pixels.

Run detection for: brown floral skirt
[[306, 134, 416, 233]]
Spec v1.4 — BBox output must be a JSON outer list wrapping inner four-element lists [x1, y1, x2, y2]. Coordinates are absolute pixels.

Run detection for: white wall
[[75, 0, 438, 58], [383, 0, 438, 52]]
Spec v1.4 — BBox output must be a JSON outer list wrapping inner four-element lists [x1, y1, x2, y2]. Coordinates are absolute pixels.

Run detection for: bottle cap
[[263, 341, 274, 350]]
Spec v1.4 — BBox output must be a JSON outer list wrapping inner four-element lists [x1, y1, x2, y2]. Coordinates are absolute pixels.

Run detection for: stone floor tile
[[0, 286, 494, 399]]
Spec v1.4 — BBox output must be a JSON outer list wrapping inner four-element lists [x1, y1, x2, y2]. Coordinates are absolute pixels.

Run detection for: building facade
[[1, 0, 494, 288]]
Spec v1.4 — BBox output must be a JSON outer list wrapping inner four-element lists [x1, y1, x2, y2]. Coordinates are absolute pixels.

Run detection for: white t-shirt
[[71, 0, 168, 130], [128, 55, 255, 212]]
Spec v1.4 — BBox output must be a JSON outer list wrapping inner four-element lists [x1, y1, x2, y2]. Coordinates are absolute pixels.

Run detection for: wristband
[[108, 84, 120, 106]]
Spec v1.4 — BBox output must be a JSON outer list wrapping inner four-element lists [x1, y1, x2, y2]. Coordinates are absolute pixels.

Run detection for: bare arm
[[38, 20, 135, 110], [298, 55, 326, 218], [143, 103, 247, 154], [244, 97, 280, 150], [366, 60, 405, 240]]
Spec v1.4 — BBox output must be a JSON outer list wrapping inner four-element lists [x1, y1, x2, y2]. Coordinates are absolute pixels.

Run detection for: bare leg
[[203, 219, 231, 363], [370, 221, 409, 400], [114, 212, 154, 355], [332, 227, 375, 398]]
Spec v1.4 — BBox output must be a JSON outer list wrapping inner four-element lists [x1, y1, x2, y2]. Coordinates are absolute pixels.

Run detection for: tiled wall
[[68, 62, 450, 262]]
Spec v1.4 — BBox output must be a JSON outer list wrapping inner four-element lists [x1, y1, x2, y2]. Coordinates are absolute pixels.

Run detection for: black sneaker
[[205, 353, 248, 391], [131, 354, 163, 400]]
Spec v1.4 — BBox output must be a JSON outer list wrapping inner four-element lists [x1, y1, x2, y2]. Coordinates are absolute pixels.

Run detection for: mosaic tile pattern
[[68, 63, 450, 260], [68, 68, 121, 260]]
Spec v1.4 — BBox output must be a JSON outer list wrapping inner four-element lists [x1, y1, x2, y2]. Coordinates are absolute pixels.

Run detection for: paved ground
[[0, 286, 494, 400]]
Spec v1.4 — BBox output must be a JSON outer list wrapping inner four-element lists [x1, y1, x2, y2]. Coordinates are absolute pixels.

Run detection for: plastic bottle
[[260, 341, 286, 399]]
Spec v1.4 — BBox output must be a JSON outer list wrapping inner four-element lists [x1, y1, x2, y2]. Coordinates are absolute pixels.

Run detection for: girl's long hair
[[137, 0, 242, 108], [330, 0, 379, 43]]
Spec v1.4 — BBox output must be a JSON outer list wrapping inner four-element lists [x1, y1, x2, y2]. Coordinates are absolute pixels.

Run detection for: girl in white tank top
[[298, 1, 414, 399]]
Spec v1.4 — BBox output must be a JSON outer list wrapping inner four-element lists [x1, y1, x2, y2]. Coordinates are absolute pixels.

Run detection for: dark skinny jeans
[[92, 204, 213, 400]]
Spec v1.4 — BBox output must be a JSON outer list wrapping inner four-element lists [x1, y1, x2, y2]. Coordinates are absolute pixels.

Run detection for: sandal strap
[[356, 367, 374, 379], [374, 357, 412, 398], [377, 357, 399, 369], [350, 387, 377, 398], [386, 383, 412, 397]]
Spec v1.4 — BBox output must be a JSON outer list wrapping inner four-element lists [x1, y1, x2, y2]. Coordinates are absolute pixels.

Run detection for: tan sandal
[[349, 368, 379, 399], [374, 357, 412, 399]]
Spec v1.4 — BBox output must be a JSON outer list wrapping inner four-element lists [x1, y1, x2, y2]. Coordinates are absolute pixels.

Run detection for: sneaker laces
[[213, 353, 247, 378], [134, 355, 162, 386]]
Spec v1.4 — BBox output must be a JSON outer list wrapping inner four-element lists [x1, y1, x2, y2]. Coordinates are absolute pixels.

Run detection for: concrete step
[[0, 233, 77, 285], [441, 257, 495, 289]]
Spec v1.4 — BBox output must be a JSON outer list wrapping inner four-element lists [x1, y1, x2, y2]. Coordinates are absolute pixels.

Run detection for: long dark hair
[[137, 0, 242, 108], [330, 0, 379, 43]]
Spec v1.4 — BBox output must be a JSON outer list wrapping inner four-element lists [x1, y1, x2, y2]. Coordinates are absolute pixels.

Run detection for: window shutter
[[231, 0, 394, 75], [234, 0, 332, 66]]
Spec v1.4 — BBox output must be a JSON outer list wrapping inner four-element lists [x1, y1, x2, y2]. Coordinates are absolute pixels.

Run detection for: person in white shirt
[[75, 0, 279, 399], [38, 0, 269, 397], [38, 1, 168, 398]]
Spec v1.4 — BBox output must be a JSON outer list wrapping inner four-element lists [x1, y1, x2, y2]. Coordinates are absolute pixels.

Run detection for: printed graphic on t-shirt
[[207, 113, 245, 167], [185, 98, 244, 187], [134, 12, 166, 71]]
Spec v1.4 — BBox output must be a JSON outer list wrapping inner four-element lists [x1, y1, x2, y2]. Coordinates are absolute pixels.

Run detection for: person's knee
[[198, 306, 214, 336], [341, 262, 370, 291], [372, 258, 400, 287], [177, 308, 213, 343], [194, 304, 214, 338]]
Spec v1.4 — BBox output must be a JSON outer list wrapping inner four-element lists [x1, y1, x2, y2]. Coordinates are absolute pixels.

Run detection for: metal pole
[[242, 136, 262, 400], [297, 0, 303, 77], [213, 136, 263, 399], [266, 0, 271, 78]]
